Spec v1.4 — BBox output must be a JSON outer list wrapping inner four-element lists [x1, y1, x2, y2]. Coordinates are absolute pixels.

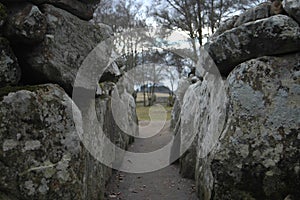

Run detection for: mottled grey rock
[[114, 77, 139, 141], [0, 3, 7, 28], [86, 80, 138, 169], [179, 135, 197, 179], [170, 78, 192, 164], [283, 0, 300, 24], [97, 23, 113, 36], [234, 2, 271, 27], [0, 37, 21, 87], [0, 84, 107, 200], [170, 77, 191, 131], [175, 83, 198, 176], [210, 16, 239, 40], [170, 98, 180, 130], [181, 74, 228, 182], [0, 0, 95, 20], [174, 78, 190, 105], [33, 0, 94, 20], [196, 53, 300, 200], [0, 192, 17, 200], [4, 3, 47, 44], [24, 4, 107, 93], [205, 15, 300, 76]]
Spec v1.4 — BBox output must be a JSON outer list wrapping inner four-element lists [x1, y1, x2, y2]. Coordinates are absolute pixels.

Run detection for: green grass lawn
[[136, 104, 172, 121]]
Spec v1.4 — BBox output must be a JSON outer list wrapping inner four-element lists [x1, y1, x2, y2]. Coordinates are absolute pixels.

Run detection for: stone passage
[[1, 0, 299, 199], [105, 121, 199, 200]]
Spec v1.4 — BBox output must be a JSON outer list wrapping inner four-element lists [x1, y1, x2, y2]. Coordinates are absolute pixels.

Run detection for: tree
[[152, 0, 266, 46], [93, 0, 146, 32]]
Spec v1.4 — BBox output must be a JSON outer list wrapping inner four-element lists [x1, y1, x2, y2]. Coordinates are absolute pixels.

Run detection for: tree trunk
[[196, 0, 203, 46]]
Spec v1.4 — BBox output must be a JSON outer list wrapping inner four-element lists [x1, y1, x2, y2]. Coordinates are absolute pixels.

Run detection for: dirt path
[[105, 121, 199, 200]]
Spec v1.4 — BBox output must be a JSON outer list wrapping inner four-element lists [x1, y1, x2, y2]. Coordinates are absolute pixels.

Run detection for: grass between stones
[[136, 103, 172, 121]]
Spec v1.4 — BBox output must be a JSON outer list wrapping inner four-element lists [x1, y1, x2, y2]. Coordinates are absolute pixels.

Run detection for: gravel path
[[105, 121, 199, 200]]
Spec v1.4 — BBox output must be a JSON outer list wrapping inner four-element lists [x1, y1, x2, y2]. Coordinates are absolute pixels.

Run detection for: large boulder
[[283, 0, 300, 24], [0, 37, 21, 87], [32, 0, 95, 20], [0, 2, 7, 28], [170, 77, 191, 164], [211, 15, 238, 40], [205, 15, 300, 76], [233, 2, 271, 28], [196, 53, 300, 199], [80, 80, 138, 170], [4, 3, 47, 44], [0, 0, 95, 20], [23, 4, 107, 93], [181, 74, 228, 182], [114, 77, 139, 144], [170, 78, 190, 128], [0, 84, 110, 200]]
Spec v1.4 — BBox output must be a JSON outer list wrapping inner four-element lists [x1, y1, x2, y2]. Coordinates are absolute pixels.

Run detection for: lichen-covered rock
[[0, 2, 7, 28], [205, 15, 300, 76], [0, 84, 106, 200], [234, 2, 271, 27], [212, 1, 282, 40], [181, 74, 228, 182], [0, 37, 21, 87], [283, 0, 300, 24], [24, 4, 107, 93], [196, 53, 300, 199], [4, 3, 47, 44]]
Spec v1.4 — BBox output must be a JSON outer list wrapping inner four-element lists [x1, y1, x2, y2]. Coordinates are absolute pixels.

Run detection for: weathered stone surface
[[0, 37, 21, 87], [196, 53, 300, 199], [24, 4, 106, 93], [174, 78, 190, 106], [181, 74, 228, 182], [4, 3, 47, 44], [205, 15, 300, 76], [0, 84, 111, 200], [283, 0, 300, 24], [0, 192, 17, 200], [179, 134, 197, 179], [33, 0, 94, 20], [171, 78, 190, 126], [211, 16, 238, 40], [170, 78, 191, 163], [81, 80, 137, 169], [0, 0, 95, 20], [0, 2, 7, 28], [114, 77, 139, 142], [234, 2, 271, 27], [97, 23, 113, 37]]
